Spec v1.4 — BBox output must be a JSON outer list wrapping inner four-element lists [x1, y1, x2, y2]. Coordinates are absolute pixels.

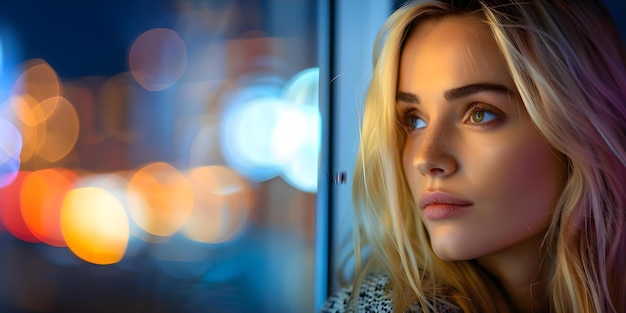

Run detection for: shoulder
[[320, 273, 461, 313]]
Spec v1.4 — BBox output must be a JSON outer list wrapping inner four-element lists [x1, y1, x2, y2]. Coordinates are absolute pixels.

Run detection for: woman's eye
[[467, 108, 499, 124], [402, 114, 426, 132], [398, 109, 427, 132], [407, 115, 427, 130]]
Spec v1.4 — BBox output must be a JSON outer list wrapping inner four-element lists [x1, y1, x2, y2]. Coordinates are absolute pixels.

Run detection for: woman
[[322, 0, 626, 312]]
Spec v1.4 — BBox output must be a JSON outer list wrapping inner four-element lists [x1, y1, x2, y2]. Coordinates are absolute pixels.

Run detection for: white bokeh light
[[278, 68, 320, 192], [278, 105, 320, 193], [271, 105, 308, 163], [283, 67, 319, 108], [220, 79, 285, 182], [220, 68, 320, 192]]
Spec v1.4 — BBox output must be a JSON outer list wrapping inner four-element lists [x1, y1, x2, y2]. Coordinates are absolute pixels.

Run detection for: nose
[[411, 125, 458, 177]]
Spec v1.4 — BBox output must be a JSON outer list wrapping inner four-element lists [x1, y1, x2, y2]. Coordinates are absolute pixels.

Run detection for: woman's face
[[398, 15, 567, 261]]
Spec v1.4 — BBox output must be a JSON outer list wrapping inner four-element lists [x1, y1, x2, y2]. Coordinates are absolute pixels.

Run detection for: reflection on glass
[[0, 1, 317, 312]]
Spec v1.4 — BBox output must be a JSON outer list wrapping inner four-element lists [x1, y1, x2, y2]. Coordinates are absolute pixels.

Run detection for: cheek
[[466, 131, 566, 234], [402, 144, 416, 188], [431, 132, 567, 260]]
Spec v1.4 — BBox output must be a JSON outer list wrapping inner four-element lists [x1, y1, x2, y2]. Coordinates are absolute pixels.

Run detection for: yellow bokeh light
[[61, 187, 130, 265], [183, 166, 253, 243], [127, 162, 194, 237]]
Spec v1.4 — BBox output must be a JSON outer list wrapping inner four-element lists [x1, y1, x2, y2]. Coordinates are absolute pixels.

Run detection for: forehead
[[398, 15, 514, 94]]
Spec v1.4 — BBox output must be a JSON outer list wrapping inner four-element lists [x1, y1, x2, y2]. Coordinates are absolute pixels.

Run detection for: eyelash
[[397, 103, 503, 133], [465, 103, 502, 125]]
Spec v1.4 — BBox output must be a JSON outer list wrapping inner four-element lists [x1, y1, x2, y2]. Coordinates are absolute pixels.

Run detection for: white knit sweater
[[320, 273, 463, 313]]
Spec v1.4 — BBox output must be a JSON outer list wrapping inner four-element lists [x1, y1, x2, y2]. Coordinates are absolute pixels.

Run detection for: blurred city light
[[61, 187, 130, 265], [220, 67, 320, 192], [182, 165, 252, 244], [0, 171, 40, 243], [0, 118, 21, 188], [11, 59, 61, 107], [0, 1, 319, 311], [283, 67, 319, 108], [34, 96, 79, 163], [129, 28, 187, 91], [20, 168, 77, 247], [127, 162, 194, 237], [221, 96, 286, 178]]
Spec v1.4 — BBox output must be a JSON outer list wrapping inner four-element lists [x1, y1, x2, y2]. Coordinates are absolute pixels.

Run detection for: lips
[[419, 191, 473, 220]]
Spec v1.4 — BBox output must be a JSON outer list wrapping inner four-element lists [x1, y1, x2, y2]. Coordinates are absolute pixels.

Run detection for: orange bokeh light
[[20, 168, 77, 246], [127, 162, 194, 237], [61, 187, 130, 265], [183, 165, 253, 243], [34, 96, 80, 163], [10, 93, 50, 127], [11, 58, 62, 108], [7, 95, 46, 164]]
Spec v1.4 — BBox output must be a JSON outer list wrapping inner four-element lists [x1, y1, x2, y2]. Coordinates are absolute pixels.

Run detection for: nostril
[[412, 142, 458, 177], [429, 167, 446, 175], [415, 157, 456, 177]]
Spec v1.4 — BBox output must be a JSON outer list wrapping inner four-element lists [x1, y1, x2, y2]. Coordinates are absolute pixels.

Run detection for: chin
[[429, 234, 488, 261], [434, 252, 476, 262], [431, 242, 477, 262]]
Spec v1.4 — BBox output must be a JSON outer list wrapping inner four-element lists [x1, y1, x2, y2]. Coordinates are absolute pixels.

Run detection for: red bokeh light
[[0, 171, 40, 243]]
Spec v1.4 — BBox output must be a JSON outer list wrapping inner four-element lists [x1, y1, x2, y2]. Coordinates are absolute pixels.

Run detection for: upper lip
[[419, 191, 473, 209]]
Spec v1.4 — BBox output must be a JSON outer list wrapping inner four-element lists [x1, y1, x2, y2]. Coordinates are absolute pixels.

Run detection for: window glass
[[0, 1, 317, 312]]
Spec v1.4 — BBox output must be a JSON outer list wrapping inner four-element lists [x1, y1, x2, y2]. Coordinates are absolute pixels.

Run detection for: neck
[[477, 233, 551, 313]]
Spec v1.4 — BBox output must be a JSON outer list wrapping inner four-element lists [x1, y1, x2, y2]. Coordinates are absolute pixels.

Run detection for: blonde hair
[[350, 0, 626, 312]]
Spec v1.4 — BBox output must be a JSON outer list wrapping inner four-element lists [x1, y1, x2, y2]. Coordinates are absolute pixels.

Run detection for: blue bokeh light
[[220, 68, 320, 192], [283, 67, 319, 108], [279, 105, 320, 193], [220, 79, 285, 182]]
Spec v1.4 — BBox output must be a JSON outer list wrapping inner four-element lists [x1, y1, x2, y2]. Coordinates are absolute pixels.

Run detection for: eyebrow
[[396, 83, 516, 104]]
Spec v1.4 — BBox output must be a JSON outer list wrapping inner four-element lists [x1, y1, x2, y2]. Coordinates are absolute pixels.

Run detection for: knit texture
[[320, 273, 462, 313]]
